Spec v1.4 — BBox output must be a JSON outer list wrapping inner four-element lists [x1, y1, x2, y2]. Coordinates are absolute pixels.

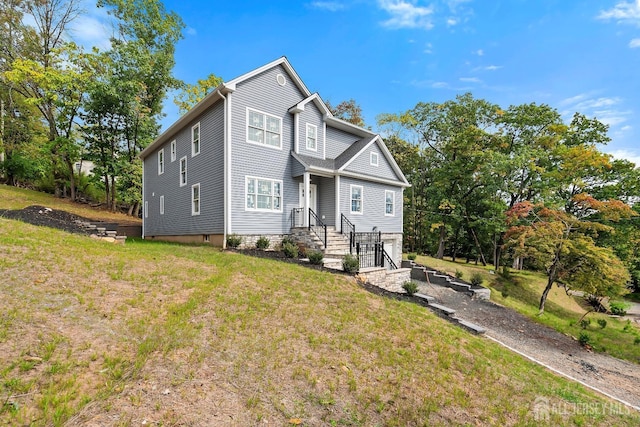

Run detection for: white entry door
[[298, 183, 318, 226], [383, 240, 394, 268]]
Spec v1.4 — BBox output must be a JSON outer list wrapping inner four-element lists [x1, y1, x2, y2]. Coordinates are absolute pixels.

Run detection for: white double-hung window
[[192, 183, 200, 216], [246, 177, 282, 212], [192, 123, 200, 156], [306, 123, 317, 151], [158, 149, 164, 175], [247, 108, 281, 148], [179, 156, 187, 187], [385, 190, 395, 216], [350, 185, 363, 214]]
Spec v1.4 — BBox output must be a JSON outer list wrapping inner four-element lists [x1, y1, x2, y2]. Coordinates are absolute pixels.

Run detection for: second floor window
[[385, 190, 395, 216], [158, 149, 164, 175], [170, 140, 176, 161], [192, 123, 200, 156], [247, 108, 281, 149], [306, 123, 317, 151]]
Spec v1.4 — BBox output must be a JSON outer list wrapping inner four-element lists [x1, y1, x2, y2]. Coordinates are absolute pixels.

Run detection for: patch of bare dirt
[[0, 205, 95, 235]]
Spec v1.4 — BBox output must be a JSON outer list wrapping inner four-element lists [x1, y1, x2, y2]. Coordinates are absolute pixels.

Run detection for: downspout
[[221, 90, 233, 248], [141, 160, 145, 239]]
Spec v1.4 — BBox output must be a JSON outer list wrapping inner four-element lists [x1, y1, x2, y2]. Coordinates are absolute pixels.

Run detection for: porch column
[[304, 172, 310, 227], [334, 175, 340, 229]]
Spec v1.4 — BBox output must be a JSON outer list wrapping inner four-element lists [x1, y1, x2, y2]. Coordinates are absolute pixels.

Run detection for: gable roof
[[338, 135, 410, 186], [289, 93, 332, 116], [140, 57, 307, 160]]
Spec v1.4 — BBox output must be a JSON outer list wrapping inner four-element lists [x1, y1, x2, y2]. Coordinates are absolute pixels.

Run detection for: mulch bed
[[0, 205, 94, 235]]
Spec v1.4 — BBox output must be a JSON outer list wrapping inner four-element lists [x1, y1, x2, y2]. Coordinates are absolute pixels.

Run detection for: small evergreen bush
[[226, 234, 242, 249], [256, 236, 270, 250], [597, 318, 607, 329], [407, 253, 417, 261], [578, 332, 592, 347], [342, 254, 359, 273], [308, 250, 324, 265], [282, 242, 299, 258], [470, 272, 484, 286], [579, 319, 591, 329], [281, 235, 296, 248], [402, 281, 419, 295], [455, 269, 464, 279], [634, 336, 640, 345]]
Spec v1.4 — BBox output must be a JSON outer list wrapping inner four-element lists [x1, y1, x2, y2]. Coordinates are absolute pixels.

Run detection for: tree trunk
[[494, 232, 505, 270], [436, 225, 446, 259], [469, 227, 487, 266], [539, 275, 554, 314], [65, 157, 76, 201], [132, 201, 140, 218]]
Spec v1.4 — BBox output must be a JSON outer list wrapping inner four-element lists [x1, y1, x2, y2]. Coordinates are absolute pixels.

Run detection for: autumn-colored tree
[[326, 98, 365, 127], [505, 195, 636, 313]]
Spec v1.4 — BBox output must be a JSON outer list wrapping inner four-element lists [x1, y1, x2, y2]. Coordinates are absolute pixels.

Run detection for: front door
[[298, 183, 318, 226]]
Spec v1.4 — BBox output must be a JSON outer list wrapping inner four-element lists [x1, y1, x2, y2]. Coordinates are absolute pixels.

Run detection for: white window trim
[[170, 140, 176, 162], [306, 123, 317, 152], [245, 176, 283, 213], [350, 184, 363, 215], [192, 183, 201, 216], [158, 149, 164, 175], [179, 156, 187, 187], [192, 122, 200, 157], [385, 190, 395, 217], [246, 107, 282, 150], [370, 152, 379, 167], [160, 195, 165, 215]]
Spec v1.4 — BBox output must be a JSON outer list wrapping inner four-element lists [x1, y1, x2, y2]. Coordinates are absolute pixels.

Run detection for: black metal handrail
[[341, 213, 355, 236], [309, 208, 327, 248], [291, 207, 304, 228], [354, 241, 397, 270], [382, 248, 398, 270]]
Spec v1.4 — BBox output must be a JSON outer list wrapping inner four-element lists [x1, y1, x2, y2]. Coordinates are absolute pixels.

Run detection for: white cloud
[[447, 17, 458, 26], [607, 149, 640, 167], [432, 81, 449, 88], [630, 38, 640, 47], [310, 1, 346, 11], [460, 77, 481, 83], [186, 27, 197, 36], [561, 94, 631, 128], [473, 64, 502, 71], [597, 0, 640, 24], [378, 0, 434, 30], [474, 49, 484, 56], [424, 42, 433, 53], [69, 13, 112, 51]]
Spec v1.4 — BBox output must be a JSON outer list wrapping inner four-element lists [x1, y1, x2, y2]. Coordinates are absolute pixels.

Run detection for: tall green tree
[[174, 73, 223, 115]]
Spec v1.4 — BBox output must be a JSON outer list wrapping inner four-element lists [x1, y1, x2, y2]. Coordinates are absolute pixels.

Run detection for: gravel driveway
[[417, 280, 640, 411]]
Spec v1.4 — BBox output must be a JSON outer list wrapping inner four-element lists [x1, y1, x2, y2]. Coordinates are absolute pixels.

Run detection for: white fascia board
[[325, 116, 375, 138], [338, 135, 410, 186], [226, 56, 311, 98], [338, 170, 411, 188], [289, 93, 332, 117], [140, 89, 227, 159]]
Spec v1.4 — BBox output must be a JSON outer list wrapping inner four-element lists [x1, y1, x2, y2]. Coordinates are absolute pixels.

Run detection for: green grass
[[0, 185, 638, 425], [411, 254, 640, 364]]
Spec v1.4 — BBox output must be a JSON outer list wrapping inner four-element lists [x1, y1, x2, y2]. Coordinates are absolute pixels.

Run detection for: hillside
[[0, 186, 638, 426]]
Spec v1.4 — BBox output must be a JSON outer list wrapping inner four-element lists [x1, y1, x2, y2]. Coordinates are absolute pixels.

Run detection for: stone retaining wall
[[358, 267, 411, 293]]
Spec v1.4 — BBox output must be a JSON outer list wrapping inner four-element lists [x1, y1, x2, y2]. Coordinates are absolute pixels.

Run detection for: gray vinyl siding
[[298, 103, 324, 159], [315, 176, 335, 226], [291, 156, 305, 177], [230, 65, 305, 234], [143, 101, 225, 236], [325, 126, 359, 159], [339, 176, 403, 233], [344, 144, 401, 181]]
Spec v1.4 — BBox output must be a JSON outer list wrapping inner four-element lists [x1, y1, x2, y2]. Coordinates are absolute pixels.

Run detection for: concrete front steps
[[402, 260, 491, 300]]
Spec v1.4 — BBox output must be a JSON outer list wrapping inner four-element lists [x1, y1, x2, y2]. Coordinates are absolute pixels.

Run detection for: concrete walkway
[[417, 280, 640, 412]]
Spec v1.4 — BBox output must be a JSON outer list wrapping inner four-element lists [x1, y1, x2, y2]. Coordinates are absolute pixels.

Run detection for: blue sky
[[74, 0, 640, 165]]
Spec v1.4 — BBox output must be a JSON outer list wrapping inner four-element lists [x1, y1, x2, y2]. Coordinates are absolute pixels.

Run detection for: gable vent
[[276, 74, 286, 86]]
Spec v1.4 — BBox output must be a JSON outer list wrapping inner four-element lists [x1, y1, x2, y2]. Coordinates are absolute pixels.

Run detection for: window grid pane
[[246, 178, 281, 212], [248, 109, 281, 148]]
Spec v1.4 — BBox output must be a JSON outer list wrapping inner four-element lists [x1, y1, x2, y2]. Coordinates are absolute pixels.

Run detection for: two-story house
[[139, 57, 409, 267]]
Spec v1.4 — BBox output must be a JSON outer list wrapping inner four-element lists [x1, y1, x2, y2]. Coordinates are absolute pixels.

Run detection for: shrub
[[579, 319, 591, 329], [610, 301, 630, 316], [308, 250, 324, 265], [342, 254, 359, 273], [634, 336, 640, 345], [407, 253, 417, 261], [597, 318, 607, 329], [578, 332, 591, 347], [256, 236, 270, 250], [282, 242, 299, 258], [455, 269, 464, 279], [281, 235, 296, 248], [226, 234, 242, 249], [402, 281, 419, 295], [623, 320, 632, 332], [470, 272, 484, 286], [500, 266, 513, 280]]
